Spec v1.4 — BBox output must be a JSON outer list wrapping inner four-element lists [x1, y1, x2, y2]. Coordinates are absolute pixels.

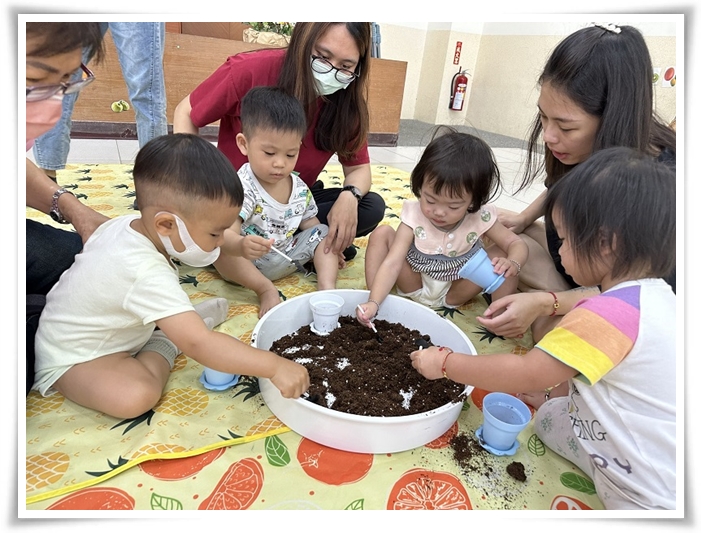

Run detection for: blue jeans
[[33, 22, 168, 170]]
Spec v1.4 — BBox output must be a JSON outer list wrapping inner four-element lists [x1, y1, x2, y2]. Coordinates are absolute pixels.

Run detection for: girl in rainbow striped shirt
[[411, 146, 676, 510]]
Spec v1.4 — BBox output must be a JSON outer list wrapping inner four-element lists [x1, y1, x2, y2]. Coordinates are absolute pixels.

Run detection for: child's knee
[[115, 381, 163, 419], [368, 225, 395, 246]]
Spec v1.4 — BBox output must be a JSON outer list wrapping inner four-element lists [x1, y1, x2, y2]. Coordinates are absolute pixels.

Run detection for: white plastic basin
[[251, 289, 476, 454]]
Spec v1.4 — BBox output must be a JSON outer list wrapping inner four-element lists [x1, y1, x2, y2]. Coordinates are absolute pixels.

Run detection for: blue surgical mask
[[157, 212, 220, 267]]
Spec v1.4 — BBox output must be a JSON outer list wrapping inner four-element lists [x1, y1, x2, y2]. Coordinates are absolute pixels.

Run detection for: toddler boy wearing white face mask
[[33, 134, 311, 418]]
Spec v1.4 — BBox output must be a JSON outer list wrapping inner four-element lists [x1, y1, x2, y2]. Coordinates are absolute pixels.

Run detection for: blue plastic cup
[[481, 392, 531, 451], [203, 367, 238, 386], [457, 247, 505, 294]]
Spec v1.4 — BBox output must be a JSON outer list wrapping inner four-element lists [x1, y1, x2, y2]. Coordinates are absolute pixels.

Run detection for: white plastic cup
[[203, 367, 237, 386], [457, 247, 505, 294], [309, 293, 344, 334], [481, 392, 531, 451]]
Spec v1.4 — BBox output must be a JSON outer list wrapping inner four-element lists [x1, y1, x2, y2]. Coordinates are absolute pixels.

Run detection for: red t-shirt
[[188, 48, 370, 187]]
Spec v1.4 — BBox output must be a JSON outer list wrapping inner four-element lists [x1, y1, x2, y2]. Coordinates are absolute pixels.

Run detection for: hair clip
[[592, 22, 621, 34]]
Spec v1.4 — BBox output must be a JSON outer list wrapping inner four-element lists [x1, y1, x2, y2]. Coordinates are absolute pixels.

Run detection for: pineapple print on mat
[[27, 452, 70, 492], [26, 391, 64, 417], [111, 387, 210, 434], [246, 415, 287, 437]]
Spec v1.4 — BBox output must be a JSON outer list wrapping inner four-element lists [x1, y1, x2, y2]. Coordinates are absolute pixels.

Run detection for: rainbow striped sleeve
[[536, 286, 641, 385]]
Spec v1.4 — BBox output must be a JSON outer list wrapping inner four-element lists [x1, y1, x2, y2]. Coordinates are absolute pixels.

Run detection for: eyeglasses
[[26, 64, 95, 102], [311, 55, 359, 84]]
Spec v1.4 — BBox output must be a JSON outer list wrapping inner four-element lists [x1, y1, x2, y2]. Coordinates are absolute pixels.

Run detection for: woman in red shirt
[[174, 22, 385, 261]]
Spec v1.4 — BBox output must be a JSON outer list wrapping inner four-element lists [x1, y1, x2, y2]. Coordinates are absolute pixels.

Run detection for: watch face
[[49, 211, 61, 222]]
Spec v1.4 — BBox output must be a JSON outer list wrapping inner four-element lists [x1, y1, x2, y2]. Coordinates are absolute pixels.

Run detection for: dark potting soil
[[271, 316, 466, 417], [506, 461, 527, 482]]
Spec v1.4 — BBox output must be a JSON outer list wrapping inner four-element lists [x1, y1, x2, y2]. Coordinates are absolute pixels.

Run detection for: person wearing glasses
[[32, 23, 168, 183], [25, 22, 106, 396], [174, 22, 386, 263]]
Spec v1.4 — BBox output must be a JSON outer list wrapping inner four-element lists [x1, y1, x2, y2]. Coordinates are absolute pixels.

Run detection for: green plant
[[247, 22, 295, 36]]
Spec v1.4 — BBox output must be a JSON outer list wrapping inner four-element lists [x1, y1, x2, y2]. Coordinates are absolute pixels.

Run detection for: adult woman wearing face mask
[[173, 22, 386, 262], [26, 22, 106, 395]]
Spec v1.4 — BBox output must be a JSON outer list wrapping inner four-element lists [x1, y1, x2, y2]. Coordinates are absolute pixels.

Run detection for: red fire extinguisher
[[449, 68, 469, 111]]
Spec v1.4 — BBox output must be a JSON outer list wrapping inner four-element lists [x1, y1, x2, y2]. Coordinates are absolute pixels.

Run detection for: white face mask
[[311, 68, 352, 96], [157, 212, 221, 267]]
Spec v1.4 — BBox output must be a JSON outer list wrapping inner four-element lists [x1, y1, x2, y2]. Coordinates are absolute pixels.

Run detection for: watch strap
[[341, 185, 362, 201]]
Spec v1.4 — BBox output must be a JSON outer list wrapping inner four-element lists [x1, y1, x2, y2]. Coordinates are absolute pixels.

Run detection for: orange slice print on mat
[[425, 421, 459, 449], [46, 487, 135, 510], [297, 438, 373, 485], [387, 468, 472, 510], [551, 495, 593, 510], [198, 457, 263, 510], [138, 447, 226, 481]]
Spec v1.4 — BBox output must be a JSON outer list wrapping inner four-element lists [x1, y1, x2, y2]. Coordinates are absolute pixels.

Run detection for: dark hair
[[276, 22, 371, 159], [26, 22, 105, 64], [240, 86, 307, 139], [544, 146, 675, 280], [410, 127, 500, 213], [519, 24, 676, 192], [133, 134, 244, 209]]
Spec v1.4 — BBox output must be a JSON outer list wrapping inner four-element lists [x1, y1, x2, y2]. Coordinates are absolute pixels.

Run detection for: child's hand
[[241, 235, 273, 260], [270, 358, 310, 399], [409, 345, 446, 380], [356, 302, 377, 327], [491, 256, 519, 278]]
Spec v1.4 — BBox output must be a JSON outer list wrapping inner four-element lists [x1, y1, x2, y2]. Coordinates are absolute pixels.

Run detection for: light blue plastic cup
[[203, 367, 238, 386], [457, 247, 505, 294], [481, 392, 531, 451]]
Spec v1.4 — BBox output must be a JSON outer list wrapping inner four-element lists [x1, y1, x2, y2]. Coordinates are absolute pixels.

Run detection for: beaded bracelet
[[367, 299, 381, 312], [509, 259, 521, 275]]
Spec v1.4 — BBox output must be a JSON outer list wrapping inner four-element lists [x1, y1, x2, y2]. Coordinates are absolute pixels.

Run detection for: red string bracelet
[[439, 347, 455, 379], [547, 291, 560, 317]]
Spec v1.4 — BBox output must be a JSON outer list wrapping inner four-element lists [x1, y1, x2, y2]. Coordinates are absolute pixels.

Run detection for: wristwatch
[[341, 185, 363, 202], [50, 188, 74, 224]]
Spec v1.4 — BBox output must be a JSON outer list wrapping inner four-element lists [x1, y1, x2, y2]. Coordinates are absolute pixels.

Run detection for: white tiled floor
[[27, 139, 544, 214]]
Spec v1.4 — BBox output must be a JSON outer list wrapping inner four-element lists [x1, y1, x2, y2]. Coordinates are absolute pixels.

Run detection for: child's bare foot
[[258, 288, 281, 318]]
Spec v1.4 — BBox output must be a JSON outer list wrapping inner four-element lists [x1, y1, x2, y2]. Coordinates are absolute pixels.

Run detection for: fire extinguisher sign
[[453, 42, 462, 65]]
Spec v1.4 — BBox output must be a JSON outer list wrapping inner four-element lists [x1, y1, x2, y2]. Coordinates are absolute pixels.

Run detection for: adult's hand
[[476, 292, 547, 338], [498, 210, 527, 234], [324, 192, 358, 254], [323, 162, 372, 254]]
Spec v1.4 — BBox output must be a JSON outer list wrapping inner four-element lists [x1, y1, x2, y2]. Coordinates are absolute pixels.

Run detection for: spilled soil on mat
[[271, 316, 466, 417]]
